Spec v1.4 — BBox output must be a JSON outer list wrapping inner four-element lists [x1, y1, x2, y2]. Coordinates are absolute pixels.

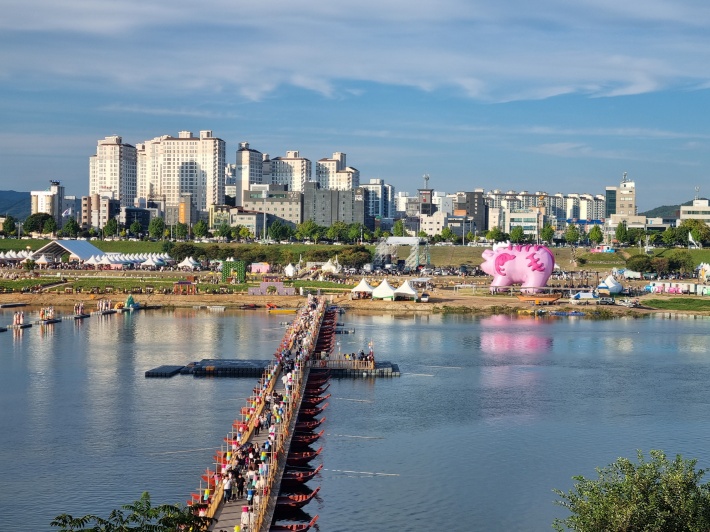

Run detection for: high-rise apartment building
[[136, 130, 225, 213], [361, 178, 395, 220], [315, 152, 360, 190], [89, 136, 137, 207], [235, 142, 264, 206], [303, 182, 372, 230], [31, 180, 65, 228], [271, 151, 311, 193]]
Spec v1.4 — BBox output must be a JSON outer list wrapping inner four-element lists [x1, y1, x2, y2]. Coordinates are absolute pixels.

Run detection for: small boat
[[286, 447, 322, 466], [304, 384, 330, 396], [266, 302, 279, 310], [271, 515, 319, 531], [282, 464, 323, 485], [275, 487, 320, 509], [295, 417, 326, 431], [297, 404, 328, 419], [270, 308, 298, 314], [302, 393, 331, 406], [239, 303, 258, 310], [292, 429, 325, 445]]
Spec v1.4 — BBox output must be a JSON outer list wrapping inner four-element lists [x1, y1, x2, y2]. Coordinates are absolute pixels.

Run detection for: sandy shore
[[0, 288, 678, 316]]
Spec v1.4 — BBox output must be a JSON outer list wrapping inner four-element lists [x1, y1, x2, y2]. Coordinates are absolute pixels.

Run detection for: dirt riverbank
[[0, 289, 687, 317]]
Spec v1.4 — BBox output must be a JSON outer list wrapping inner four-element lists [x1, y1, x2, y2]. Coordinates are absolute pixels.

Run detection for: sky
[[2, 0, 710, 212]]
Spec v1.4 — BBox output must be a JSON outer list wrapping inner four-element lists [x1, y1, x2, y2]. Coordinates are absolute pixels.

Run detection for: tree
[[626, 254, 652, 272], [509, 226, 525, 243], [627, 228, 645, 246], [662, 227, 678, 248], [540, 224, 555, 244], [651, 256, 670, 276], [486, 227, 506, 242], [588, 225, 603, 245], [103, 218, 117, 238], [3, 215, 16, 236], [615, 222, 628, 244], [392, 219, 405, 237], [51, 491, 212, 531], [295, 219, 322, 242], [218, 222, 232, 241], [129, 220, 142, 236], [174, 222, 188, 240], [440, 226, 456, 242], [564, 224, 580, 246], [42, 217, 57, 235], [148, 217, 165, 239], [63, 217, 80, 238], [553, 450, 710, 532], [668, 249, 695, 274], [417, 230, 428, 238], [193, 220, 208, 238], [678, 219, 710, 246], [326, 220, 348, 242], [268, 220, 290, 242], [238, 226, 252, 241], [23, 212, 53, 234]]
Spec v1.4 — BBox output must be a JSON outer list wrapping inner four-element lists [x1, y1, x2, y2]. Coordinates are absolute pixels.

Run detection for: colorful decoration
[[480, 242, 554, 293]]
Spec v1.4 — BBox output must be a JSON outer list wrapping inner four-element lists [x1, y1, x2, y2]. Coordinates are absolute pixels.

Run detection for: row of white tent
[[0, 250, 34, 260], [351, 278, 419, 300]]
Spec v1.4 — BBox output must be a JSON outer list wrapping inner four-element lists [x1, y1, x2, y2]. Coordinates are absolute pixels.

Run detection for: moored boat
[[286, 447, 322, 466], [275, 487, 320, 509], [271, 515, 319, 531]]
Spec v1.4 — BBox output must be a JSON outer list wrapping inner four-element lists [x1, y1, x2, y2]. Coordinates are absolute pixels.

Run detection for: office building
[[31, 180, 65, 229]]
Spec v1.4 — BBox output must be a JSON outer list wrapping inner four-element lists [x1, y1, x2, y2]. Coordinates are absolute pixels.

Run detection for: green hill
[[0, 191, 31, 219], [640, 199, 703, 219]]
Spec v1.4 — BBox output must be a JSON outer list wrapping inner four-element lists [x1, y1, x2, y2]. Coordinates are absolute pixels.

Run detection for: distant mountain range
[[0, 191, 31, 219]]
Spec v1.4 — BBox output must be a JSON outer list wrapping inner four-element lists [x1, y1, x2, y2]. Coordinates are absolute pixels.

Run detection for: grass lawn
[[644, 298, 710, 311]]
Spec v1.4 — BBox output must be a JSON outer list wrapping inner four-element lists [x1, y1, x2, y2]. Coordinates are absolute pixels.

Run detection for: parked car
[[598, 297, 615, 305]]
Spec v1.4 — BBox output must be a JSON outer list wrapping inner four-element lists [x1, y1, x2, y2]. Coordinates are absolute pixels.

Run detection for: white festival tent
[[372, 279, 396, 300], [284, 263, 297, 278], [394, 280, 418, 300], [351, 278, 374, 294]]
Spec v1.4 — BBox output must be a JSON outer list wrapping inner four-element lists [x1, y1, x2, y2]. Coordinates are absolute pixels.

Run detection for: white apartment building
[[680, 199, 710, 224], [235, 142, 265, 206], [89, 136, 137, 207], [315, 152, 360, 190], [271, 151, 311, 193], [31, 181, 65, 228], [361, 178, 395, 219], [136, 130, 225, 212]]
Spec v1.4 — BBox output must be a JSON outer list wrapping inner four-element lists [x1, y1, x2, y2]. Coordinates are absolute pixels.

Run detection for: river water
[[2, 308, 710, 531]]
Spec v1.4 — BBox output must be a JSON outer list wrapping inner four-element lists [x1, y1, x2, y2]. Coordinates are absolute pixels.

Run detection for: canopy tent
[[394, 280, 418, 301], [351, 278, 374, 300], [284, 263, 297, 278], [372, 279, 396, 300], [34, 254, 51, 268], [321, 256, 342, 274], [31, 239, 105, 263], [177, 257, 200, 270]]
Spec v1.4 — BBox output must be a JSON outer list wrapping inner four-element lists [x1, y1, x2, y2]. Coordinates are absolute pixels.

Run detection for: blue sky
[[2, 0, 710, 211]]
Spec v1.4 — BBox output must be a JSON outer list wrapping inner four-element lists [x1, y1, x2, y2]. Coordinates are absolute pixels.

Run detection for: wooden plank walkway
[[207, 373, 288, 531]]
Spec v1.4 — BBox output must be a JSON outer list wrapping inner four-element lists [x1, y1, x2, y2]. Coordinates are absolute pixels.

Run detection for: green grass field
[[643, 298, 710, 311]]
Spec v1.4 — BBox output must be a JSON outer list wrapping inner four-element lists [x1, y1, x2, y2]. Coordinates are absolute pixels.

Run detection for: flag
[[689, 232, 698, 247], [62, 207, 72, 217]]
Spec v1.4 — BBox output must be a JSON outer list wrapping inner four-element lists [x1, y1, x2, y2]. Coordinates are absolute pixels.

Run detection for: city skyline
[[3, 1, 710, 210]]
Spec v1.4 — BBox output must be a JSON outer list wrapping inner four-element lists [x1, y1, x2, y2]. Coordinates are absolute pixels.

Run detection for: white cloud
[[2, 0, 710, 102]]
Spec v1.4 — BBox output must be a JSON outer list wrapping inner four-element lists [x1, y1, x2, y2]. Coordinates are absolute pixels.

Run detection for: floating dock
[[0, 303, 27, 308]]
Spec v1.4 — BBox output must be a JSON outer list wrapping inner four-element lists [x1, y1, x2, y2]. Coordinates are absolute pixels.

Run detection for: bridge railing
[[308, 359, 375, 370]]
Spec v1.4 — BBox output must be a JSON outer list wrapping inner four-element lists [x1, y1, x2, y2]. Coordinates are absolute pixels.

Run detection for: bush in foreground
[[553, 450, 710, 531]]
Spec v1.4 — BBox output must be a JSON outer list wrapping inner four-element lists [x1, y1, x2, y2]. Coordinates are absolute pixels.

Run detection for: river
[[1, 308, 710, 531]]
